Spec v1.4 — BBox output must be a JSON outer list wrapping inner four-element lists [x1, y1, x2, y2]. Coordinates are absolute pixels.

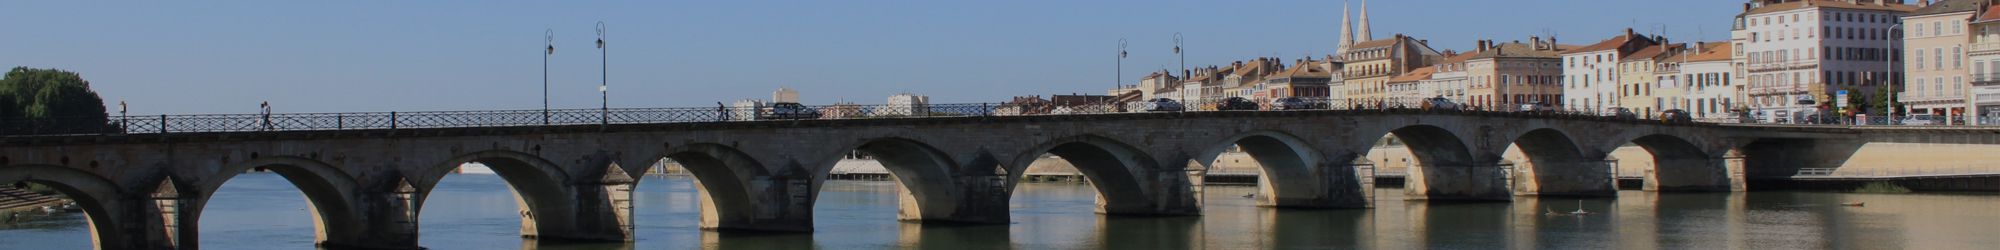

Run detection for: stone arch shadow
[[415, 150, 578, 240], [815, 137, 968, 222], [188, 156, 364, 247], [0, 165, 142, 249], [1354, 124, 1506, 201], [1504, 128, 1614, 197], [652, 143, 807, 232], [1617, 133, 1731, 192], [1010, 134, 1187, 215], [1193, 130, 1362, 208]]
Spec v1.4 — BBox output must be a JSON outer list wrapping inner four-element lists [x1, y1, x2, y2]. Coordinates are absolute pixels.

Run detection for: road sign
[[1837, 91, 1849, 108]]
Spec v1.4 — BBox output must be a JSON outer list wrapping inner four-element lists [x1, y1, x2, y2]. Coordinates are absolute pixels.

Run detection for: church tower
[[1337, 0, 1354, 58], [1357, 0, 1373, 42]]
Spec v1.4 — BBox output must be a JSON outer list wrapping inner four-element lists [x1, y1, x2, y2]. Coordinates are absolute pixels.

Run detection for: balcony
[[1972, 41, 2000, 54], [1976, 74, 2000, 86]]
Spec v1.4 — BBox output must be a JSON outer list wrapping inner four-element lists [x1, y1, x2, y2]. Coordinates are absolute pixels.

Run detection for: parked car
[[1602, 107, 1636, 119], [1136, 98, 1183, 112], [1659, 109, 1692, 123], [1517, 102, 1556, 113], [1902, 114, 1937, 125], [760, 102, 821, 120], [1270, 97, 1312, 110], [1421, 97, 1460, 111], [1218, 97, 1260, 111]]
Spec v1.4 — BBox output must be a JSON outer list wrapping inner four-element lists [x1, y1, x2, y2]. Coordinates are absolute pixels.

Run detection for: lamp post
[[1117, 38, 1128, 95], [118, 101, 127, 133], [1886, 23, 1902, 125], [597, 21, 608, 127], [544, 29, 556, 125], [1174, 32, 1186, 107]]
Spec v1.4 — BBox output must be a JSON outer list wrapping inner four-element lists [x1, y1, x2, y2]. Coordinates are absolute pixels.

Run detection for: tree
[[0, 67, 111, 134], [1870, 84, 1905, 117]]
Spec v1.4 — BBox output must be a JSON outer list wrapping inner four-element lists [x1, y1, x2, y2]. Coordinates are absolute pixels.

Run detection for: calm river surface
[[2, 173, 1997, 249]]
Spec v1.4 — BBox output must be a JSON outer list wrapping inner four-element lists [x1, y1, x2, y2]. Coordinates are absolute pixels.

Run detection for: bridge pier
[[701, 174, 813, 232], [1250, 162, 1374, 208], [897, 174, 1009, 224], [1510, 160, 1617, 197], [1404, 164, 1512, 201], [319, 179, 422, 250]]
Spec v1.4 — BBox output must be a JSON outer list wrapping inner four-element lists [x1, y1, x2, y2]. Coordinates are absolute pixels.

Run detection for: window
[[1935, 22, 1942, 37], [1956, 20, 1964, 35], [1955, 46, 1963, 69], [1936, 48, 1945, 69], [1916, 49, 1925, 70]]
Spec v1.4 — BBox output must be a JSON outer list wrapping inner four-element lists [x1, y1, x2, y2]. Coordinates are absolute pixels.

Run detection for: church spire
[[1357, 0, 1373, 42], [1338, 0, 1354, 57]]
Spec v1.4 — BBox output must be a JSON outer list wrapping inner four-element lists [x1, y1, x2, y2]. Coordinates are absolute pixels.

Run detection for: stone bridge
[[2, 110, 1994, 249]]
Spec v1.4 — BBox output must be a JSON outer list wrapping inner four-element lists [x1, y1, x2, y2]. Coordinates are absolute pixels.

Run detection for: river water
[[2, 173, 1996, 249]]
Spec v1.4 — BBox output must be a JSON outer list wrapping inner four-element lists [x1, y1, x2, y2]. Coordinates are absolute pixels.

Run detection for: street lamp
[[544, 29, 556, 125], [597, 21, 608, 127], [1886, 23, 1902, 125], [1117, 38, 1128, 95], [1174, 32, 1186, 107]]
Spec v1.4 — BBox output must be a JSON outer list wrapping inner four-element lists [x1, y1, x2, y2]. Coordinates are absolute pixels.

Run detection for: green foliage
[[1853, 181, 1911, 194], [0, 67, 112, 134], [1869, 84, 1905, 117]]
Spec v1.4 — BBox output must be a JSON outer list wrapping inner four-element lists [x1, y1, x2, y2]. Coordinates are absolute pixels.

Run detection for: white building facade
[[1736, 1, 1915, 123]]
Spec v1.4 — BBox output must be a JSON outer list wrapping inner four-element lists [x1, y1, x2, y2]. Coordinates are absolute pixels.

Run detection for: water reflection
[[2, 174, 1998, 249]]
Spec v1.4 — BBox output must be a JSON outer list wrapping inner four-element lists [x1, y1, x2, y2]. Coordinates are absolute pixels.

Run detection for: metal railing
[[0, 98, 1900, 137], [1791, 166, 2000, 178]]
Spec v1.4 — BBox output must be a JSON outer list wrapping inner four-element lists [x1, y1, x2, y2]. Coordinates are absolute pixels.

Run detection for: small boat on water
[[40, 205, 58, 213], [1840, 202, 1865, 207], [59, 202, 80, 212], [1241, 193, 1256, 198], [1547, 201, 1594, 216]]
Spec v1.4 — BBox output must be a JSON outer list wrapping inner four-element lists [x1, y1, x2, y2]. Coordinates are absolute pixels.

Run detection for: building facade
[[1737, 0, 1916, 123], [1902, 0, 1979, 123], [1468, 38, 1570, 110], [1677, 42, 1744, 119], [1563, 29, 1661, 112], [1971, 4, 2000, 124]]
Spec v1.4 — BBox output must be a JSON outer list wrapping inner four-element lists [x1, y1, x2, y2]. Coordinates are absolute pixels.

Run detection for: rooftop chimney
[[1920, 0, 1930, 7], [1625, 28, 1636, 38], [1531, 36, 1544, 50]]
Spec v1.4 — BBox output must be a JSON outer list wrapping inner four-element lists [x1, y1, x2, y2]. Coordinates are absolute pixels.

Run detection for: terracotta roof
[[1440, 51, 1480, 64], [1910, 0, 1983, 16], [1469, 42, 1565, 60], [1688, 42, 1736, 61], [1387, 66, 1436, 83], [1349, 38, 1398, 49], [1621, 44, 1685, 62], [1745, 1, 1919, 16], [1563, 34, 1635, 54], [1977, 4, 2000, 22], [1274, 60, 1333, 78]]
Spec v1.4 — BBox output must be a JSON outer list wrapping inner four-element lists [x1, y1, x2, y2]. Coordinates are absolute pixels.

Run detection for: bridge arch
[[1623, 134, 1729, 191], [1358, 124, 1504, 200], [818, 137, 963, 222], [653, 143, 782, 230], [1011, 134, 1165, 214], [1193, 130, 1329, 207], [1503, 128, 1612, 196], [416, 150, 575, 239], [191, 156, 364, 247], [0, 164, 135, 249]]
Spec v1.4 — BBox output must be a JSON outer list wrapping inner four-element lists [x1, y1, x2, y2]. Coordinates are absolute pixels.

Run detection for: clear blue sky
[[1, 0, 1743, 115]]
